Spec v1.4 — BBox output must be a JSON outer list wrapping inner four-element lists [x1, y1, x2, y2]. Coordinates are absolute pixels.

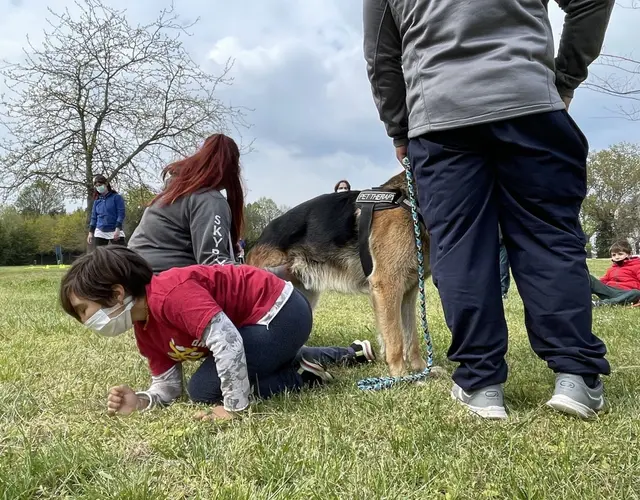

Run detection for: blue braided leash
[[357, 157, 434, 391]]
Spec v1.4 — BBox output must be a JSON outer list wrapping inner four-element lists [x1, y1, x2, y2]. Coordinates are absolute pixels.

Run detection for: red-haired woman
[[128, 134, 244, 273]]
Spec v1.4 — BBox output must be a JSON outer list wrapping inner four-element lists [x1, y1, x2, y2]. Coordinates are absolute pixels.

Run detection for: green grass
[[1, 261, 639, 499]]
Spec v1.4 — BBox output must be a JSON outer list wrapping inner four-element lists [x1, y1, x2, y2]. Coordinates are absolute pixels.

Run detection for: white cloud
[[240, 139, 397, 207], [1, 0, 639, 209], [208, 36, 296, 74]]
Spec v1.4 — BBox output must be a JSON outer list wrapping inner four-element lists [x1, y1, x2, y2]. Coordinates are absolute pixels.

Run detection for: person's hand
[[562, 96, 572, 111], [193, 405, 236, 422], [395, 144, 408, 165], [114, 229, 121, 240], [107, 385, 139, 416], [87, 233, 93, 245]]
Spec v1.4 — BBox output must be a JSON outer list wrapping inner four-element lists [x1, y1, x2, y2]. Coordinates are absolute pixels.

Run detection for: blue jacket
[[90, 191, 125, 232]]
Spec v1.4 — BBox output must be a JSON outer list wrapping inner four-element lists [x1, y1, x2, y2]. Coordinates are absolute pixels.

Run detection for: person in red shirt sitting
[[590, 240, 640, 307], [59, 246, 375, 421]]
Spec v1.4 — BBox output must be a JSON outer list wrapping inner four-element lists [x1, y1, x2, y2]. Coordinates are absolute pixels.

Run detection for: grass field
[[1, 261, 639, 499]]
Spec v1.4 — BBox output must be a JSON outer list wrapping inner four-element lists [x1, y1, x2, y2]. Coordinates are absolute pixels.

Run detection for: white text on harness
[[356, 192, 396, 204]]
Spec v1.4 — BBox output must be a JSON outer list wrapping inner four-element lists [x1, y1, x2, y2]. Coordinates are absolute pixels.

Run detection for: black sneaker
[[297, 357, 334, 387], [350, 340, 376, 363]]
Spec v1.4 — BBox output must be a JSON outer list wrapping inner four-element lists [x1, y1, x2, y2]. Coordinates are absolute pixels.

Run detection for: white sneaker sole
[[358, 340, 375, 362], [299, 358, 334, 382], [546, 394, 603, 420], [450, 391, 508, 420]]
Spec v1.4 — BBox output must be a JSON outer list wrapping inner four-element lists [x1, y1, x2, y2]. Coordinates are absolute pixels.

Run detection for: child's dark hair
[[610, 240, 632, 255], [60, 246, 153, 321]]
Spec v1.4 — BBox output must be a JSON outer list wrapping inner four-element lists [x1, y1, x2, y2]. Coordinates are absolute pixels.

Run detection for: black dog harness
[[354, 187, 424, 278]]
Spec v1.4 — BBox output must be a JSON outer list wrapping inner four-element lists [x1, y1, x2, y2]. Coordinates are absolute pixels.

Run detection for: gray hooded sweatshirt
[[363, 0, 615, 146], [128, 190, 235, 273]]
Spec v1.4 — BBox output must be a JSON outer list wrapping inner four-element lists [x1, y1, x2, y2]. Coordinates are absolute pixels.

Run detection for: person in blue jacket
[[87, 174, 126, 247]]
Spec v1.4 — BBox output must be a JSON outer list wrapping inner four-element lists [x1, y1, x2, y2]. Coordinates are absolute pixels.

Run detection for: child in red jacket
[[59, 246, 375, 421], [590, 240, 640, 307]]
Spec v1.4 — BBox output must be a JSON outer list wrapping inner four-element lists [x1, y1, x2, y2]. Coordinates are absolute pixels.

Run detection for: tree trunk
[[596, 220, 615, 258], [85, 189, 94, 230], [87, 193, 93, 230]]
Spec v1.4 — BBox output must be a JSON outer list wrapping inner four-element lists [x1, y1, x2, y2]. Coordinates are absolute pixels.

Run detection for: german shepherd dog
[[247, 172, 431, 377]]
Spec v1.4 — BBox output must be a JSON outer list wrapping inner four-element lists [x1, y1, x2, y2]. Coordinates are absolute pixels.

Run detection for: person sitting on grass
[[59, 246, 375, 421], [590, 240, 640, 307]]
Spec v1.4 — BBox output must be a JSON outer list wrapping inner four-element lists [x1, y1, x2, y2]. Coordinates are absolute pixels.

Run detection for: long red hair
[[152, 134, 245, 246]]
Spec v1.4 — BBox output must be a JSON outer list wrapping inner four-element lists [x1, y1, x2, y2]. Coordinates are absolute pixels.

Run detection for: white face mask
[[337, 187, 348, 193], [84, 296, 135, 337]]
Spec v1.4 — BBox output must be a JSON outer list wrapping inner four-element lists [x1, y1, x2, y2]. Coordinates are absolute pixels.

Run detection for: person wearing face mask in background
[[59, 246, 376, 421], [589, 240, 640, 307], [87, 175, 126, 247], [334, 180, 351, 193]]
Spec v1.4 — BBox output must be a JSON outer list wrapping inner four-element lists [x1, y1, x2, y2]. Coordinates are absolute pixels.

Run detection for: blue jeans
[[409, 110, 610, 391], [188, 288, 357, 403]]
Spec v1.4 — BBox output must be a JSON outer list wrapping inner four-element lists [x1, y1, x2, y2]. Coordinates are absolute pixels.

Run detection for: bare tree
[[0, 0, 250, 220], [15, 179, 65, 216], [582, 0, 640, 120], [581, 142, 640, 256]]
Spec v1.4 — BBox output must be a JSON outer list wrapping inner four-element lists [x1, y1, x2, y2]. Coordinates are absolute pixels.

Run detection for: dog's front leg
[[370, 280, 406, 377], [402, 285, 428, 373]]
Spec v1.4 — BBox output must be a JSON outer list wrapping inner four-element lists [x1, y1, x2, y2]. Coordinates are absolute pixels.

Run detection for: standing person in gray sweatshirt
[[363, 0, 614, 420], [128, 134, 244, 273]]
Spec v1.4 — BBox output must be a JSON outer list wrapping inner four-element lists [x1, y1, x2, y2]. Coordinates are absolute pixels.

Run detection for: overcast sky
[[1, 0, 639, 209]]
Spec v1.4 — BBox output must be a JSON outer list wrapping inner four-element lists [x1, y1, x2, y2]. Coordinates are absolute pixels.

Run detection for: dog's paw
[[427, 366, 448, 379], [388, 364, 408, 377], [414, 366, 448, 385], [408, 357, 428, 372]]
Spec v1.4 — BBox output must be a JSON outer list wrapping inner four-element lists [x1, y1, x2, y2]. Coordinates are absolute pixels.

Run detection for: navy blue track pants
[[409, 110, 610, 391]]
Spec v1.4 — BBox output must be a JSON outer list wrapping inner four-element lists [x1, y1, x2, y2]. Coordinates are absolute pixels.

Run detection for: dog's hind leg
[[265, 264, 321, 310], [370, 276, 407, 377], [299, 287, 320, 310], [402, 285, 428, 373]]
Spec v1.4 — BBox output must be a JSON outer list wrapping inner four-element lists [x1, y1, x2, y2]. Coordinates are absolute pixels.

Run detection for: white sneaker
[[546, 373, 605, 420], [451, 383, 507, 420]]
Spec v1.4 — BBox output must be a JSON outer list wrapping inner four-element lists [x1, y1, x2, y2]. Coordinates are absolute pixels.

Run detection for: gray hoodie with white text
[[128, 190, 235, 273]]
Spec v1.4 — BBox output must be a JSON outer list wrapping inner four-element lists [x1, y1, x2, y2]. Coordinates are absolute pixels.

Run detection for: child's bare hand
[[193, 405, 235, 422], [107, 385, 139, 416]]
